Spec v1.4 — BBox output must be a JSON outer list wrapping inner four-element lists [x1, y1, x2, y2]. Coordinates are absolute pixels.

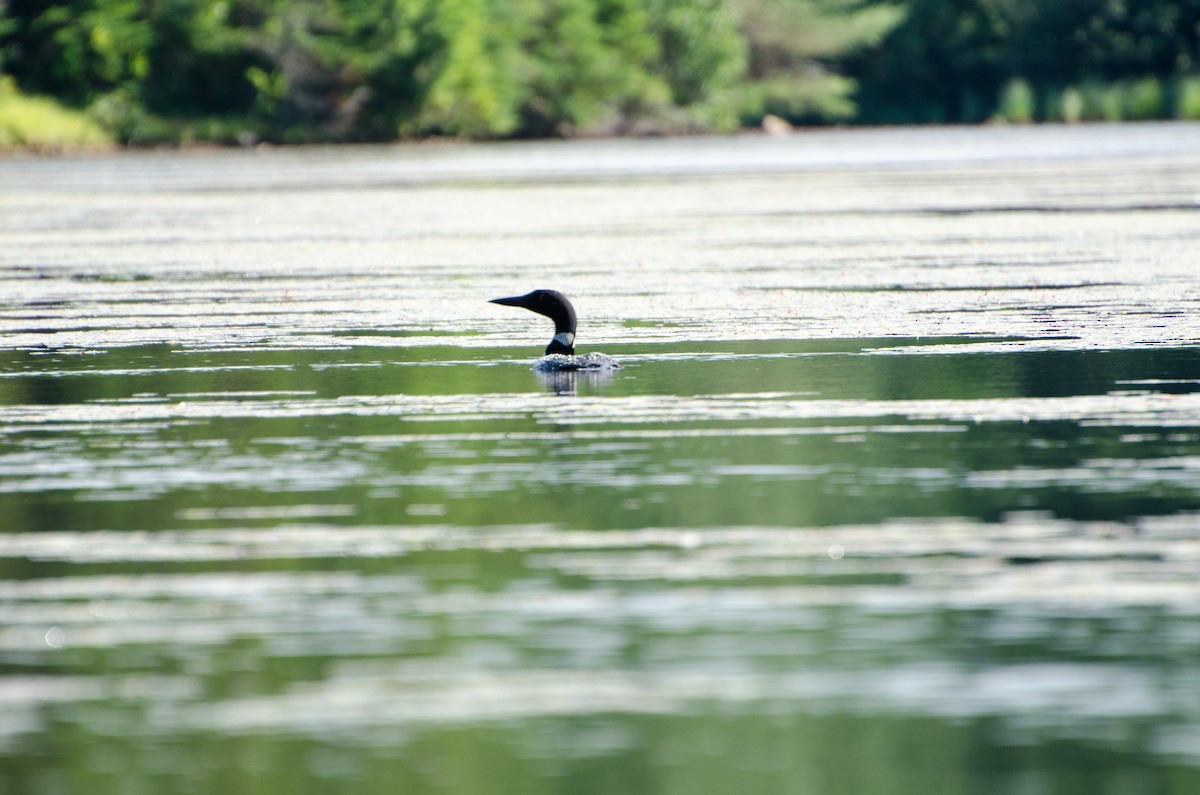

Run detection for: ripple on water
[[5, 129, 1200, 779]]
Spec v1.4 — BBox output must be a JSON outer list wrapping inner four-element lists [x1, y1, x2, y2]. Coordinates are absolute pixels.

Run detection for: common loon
[[489, 290, 620, 372]]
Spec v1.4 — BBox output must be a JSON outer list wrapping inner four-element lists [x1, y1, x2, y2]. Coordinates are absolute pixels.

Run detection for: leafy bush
[[0, 75, 110, 148], [1176, 75, 1200, 120], [995, 78, 1034, 123]]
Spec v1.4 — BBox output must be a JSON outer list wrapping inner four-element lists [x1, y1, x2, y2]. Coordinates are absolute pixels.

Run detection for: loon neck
[[546, 331, 575, 356], [546, 300, 576, 354]]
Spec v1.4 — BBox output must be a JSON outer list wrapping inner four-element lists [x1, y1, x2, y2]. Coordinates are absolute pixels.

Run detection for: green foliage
[[1042, 86, 1084, 124], [3, 0, 1198, 143], [1176, 75, 1200, 120], [399, 0, 517, 136], [736, 0, 902, 67], [0, 0, 750, 142], [87, 87, 177, 143], [989, 75, 1180, 124], [994, 78, 1033, 123], [733, 0, 902, 125], [1123, 76, 1166, 120], [514, 0, 667, 136], [740, 72, 857, 126], [648, 0, 744, 105], [0, 75, 111, 147], [850, 0, 1200, 124]]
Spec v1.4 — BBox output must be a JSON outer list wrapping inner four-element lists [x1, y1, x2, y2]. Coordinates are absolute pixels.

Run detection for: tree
[[732, 0, 903, 124]]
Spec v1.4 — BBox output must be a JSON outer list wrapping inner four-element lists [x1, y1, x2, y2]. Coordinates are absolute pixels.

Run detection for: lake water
[[3, 123, 1200, 793]]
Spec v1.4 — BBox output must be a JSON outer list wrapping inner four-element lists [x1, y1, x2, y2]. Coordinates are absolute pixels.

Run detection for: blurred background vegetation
[[1, 0, 1198, 147]]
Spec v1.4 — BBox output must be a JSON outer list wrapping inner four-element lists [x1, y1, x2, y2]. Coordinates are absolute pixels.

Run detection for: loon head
[[490, 289, 577, 355]]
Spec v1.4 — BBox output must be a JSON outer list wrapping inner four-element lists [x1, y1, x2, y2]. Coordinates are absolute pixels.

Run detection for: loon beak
[[489, 290, 572, 326], [489, 294, 531, 308]]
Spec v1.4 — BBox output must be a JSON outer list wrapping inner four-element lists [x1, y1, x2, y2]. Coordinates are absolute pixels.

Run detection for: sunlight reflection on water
[[4, 125, 1200, 792]]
